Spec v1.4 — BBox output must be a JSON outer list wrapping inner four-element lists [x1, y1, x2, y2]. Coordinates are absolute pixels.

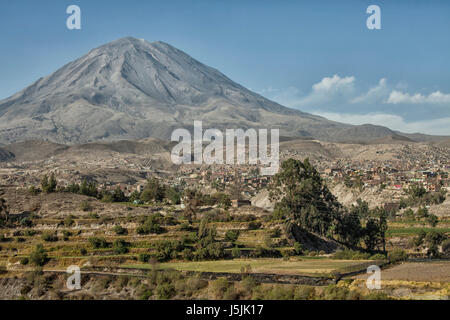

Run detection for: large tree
[[270, 158, 343, 237]]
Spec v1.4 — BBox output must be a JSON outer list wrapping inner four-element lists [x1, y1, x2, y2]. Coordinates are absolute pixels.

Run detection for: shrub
[[181, 248, 194, 261], [294, 285, 316, 300], [210, 278, 230, 299], [20, 218, 33, 227], [322, 285, 352, 300], [23, 230, 37, 237], [41, 232, 58, 242], [139, 289, 153, 300], [113, 225, 128, 235], [178, 222, 192, 231], [370, 253, 386, 260], [29, 244, 48, 266], [224, 230, 240, 243], [333, 249, 370, 260], [139, 253, 151, 263], [154, 240, 184, 262], [136, 214, 163, 235], [80, 248, 88, 255], [270, 227, 282, 238], [64, 215, 75, 227], [248, 221, 262, 230], [29, 186, 40, 195], [426, 214, 439, 227], [88, 237, 109, 249], [365, 291, 391, 300], [112, 239, 129, 254], [156, 283, 175, 300], [88, 212, 99, 219], [388, 248, 408, 263], [80, 200, 91, 212], [443, 239, 450, 256], [20, 257, 29, 265]]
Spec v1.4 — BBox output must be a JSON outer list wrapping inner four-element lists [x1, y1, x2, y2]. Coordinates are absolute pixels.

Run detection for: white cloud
[[387, 90, 450, 104], [313, 111, 450, 135], [258, 75, 450, 135], [350, 78, 388, 104], [295, 74, 356, 107], [312, 74, 355, 92]]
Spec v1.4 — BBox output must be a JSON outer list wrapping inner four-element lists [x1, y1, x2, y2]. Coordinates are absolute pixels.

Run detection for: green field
[[123, 257, 375, 276]]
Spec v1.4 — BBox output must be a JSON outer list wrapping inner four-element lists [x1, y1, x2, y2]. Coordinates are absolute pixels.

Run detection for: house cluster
[[323, 159, 450, 193]]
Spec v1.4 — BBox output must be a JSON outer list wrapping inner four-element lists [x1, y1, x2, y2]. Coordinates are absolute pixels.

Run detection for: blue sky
[[1, 0, 450, 134]]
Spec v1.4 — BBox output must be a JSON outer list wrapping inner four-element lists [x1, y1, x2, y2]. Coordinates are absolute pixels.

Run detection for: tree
[[425, 230, 446, 258], [350, 199, 370, 219], [112, 186, 127, 202], [416, 206, 429, 219], [29, 244, 48, 266], [0, 195, 9, 224], [426, 214, 439, 227], [366, 207, 388, 253], [335, 211, 363, 247], [224, 230, 240, 243], [165, 186, 181, 205], [140, 178, 165, 203], [41, 174, 57, 193], [80, 180, 98, 197], [363, 218, 380, 252], [269, 158, 342, 237]]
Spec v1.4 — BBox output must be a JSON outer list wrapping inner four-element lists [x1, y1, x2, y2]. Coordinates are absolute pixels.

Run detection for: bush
[[426, 214, 439, 227], [64, 215, 75, 227], [248, 221, 262, 230], [181, 248, 194, 261], [154, 240, 184, 262], [388, 248, 408, 263], [20, 218, 33, 227], [80, 200, 91, 212], [29, 186, 40, 195], [113, 225, 128, 235], [210, 278, 230, 299], [80, 248, 88, 255], [332, 249, 370, 260], [178, 222, 192, 231], [322, 285, 352, 300], [442, 239, 450, 256], [20, 257, 29, 265], [137, 214, 163, 235], [29, 244, 48, 266], [88, 212, 99, 219], [293, 242, 303, 255], [370, 253, 386, 260], [156, 283, 175, 300], [139, 253, 151, 263], [88, 237, 109, 249], [224, 230, 240, 243], [112, 239, 129, 254], [294, 285, 316, 300], [41, 232, 58, 242], [365, 291, 391, 300]]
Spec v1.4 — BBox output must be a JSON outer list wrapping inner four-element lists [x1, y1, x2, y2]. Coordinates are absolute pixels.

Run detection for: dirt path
[[354, 261, 450, 282]]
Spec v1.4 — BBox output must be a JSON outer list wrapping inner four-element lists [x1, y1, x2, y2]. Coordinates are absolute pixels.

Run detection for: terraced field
[[123, 257, 374, 276]]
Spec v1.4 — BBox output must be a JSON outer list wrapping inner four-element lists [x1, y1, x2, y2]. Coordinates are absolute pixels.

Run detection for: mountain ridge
[[0, 37, 443, 144]]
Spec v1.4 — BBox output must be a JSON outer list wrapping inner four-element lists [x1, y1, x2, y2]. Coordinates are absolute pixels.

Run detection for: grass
[[386, 227, 450, 236], [122, 258, 373, 276]]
